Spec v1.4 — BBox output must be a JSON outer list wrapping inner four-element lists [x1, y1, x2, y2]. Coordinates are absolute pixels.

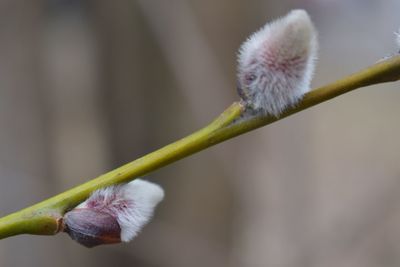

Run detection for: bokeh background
[[1, 0, 400, 266]]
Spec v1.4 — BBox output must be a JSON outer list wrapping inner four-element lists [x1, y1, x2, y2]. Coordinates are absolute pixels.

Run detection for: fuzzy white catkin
[[396, 29, 400, 48], [237, 9, 318, 116], [77, 179, 164, 242]]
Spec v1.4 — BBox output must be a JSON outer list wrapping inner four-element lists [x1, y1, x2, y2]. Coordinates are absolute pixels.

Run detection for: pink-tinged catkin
[[63, 179, 164, 247], [237, 9, 318, 117]]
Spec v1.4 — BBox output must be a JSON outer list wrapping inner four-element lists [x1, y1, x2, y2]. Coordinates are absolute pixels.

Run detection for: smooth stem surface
[[0, 102, 244, 238], [1, 55, 400, 239]]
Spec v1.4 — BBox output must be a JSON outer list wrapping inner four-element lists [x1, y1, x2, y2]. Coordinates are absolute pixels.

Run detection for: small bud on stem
[[237, 9, 318, 116], [63, 179, 164, 248]]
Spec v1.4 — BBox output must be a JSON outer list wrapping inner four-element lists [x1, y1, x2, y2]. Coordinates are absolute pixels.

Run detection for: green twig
[[1, 55, 400, 240]]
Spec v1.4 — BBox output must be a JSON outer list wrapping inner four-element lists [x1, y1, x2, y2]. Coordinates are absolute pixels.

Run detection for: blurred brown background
[[1, 0, 400, 266]]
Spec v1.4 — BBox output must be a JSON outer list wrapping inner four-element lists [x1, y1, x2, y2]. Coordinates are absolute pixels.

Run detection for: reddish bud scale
[[64, 209, 121, 248]]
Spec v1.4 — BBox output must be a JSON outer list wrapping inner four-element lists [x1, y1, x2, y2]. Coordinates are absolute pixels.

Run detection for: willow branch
[[1, 55, 400, 240]]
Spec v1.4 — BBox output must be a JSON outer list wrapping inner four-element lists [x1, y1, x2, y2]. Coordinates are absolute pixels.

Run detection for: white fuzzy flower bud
[[237, 9, 318, 116], [63, 179, 164, 247], [395, 29, 400, 49]]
